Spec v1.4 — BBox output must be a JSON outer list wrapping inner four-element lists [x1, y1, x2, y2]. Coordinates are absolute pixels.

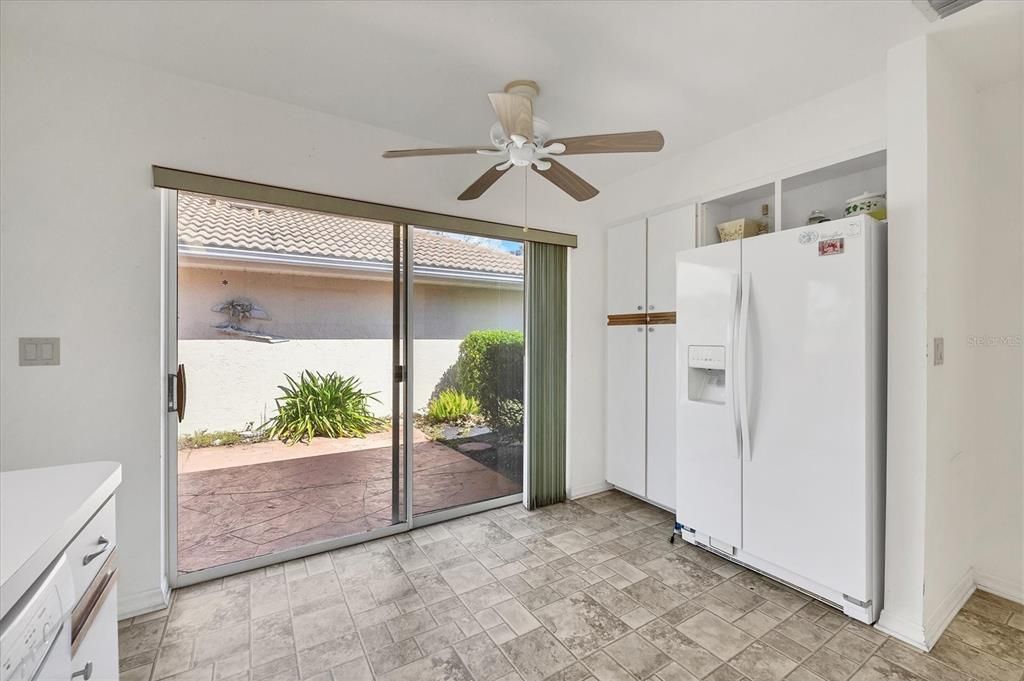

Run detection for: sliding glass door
[[410, 226, 525, 517], [166, 192, 526, 586], [169, 192, 408, 581]]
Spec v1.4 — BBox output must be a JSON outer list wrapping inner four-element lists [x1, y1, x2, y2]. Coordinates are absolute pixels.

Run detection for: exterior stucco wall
[[178, 263, 522, 432]]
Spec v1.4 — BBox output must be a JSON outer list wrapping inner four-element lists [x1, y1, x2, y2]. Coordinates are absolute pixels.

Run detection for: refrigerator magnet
[[818, 238, 844, 256]]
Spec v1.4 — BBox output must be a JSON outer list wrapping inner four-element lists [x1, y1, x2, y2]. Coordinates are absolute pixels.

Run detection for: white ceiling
[[3, 0, 931, 188]]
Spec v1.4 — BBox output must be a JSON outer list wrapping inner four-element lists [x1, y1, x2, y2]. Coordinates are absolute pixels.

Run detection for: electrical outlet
[[19, 337, 60, 366], [933, 337, 944, 366]]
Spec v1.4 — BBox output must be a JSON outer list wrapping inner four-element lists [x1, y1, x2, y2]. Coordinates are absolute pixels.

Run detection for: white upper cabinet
[[646, 206, 697, 312], [606, 219, 647, 315]]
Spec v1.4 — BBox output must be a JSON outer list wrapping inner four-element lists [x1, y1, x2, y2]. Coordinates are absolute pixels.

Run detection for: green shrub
[[261, 371, 385, 444], [492, 399, 524, 440], [455, 330, 524, 439], [426, 389, 480, 424]]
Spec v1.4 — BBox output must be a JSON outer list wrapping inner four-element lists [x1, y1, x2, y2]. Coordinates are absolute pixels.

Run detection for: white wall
[[878, 36, 931, 648], [922, 37, 980, 634], [880, 28, 1023, 650], [585, 73, 887, 227], [0, 35, 596, 615], [971, 76, 1023, 602]]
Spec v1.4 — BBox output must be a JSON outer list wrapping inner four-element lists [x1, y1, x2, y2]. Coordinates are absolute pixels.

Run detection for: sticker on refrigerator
[[798, 230, 819, 245], [818, 238, 844, 256]]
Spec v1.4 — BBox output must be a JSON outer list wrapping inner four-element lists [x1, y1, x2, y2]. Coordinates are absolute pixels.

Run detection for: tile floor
[[119, 490, 1024, 681]]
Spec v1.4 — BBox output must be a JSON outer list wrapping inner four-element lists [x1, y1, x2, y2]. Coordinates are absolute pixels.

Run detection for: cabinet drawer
[[71, 582, 119, 681], [67, 498, 116, 604]]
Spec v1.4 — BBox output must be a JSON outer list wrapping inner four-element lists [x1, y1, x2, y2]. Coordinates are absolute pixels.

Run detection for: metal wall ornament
[[211, 299, 287, 343]]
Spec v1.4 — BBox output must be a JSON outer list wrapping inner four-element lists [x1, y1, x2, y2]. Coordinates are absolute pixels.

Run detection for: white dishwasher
[[0, 554, 76, 681]]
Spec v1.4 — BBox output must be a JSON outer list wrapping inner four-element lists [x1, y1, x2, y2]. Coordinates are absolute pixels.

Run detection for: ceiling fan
[[382, 80, 665, 202]]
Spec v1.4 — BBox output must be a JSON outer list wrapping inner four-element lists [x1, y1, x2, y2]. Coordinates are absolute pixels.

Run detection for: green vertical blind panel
[[526, 242, 568, 509]]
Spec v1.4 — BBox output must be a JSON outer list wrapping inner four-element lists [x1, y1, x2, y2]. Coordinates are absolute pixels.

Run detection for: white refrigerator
[[675, 214, 886, 623]]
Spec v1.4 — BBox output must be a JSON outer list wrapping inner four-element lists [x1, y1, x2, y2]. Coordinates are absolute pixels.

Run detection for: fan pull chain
[[523, 166, 529, 233]]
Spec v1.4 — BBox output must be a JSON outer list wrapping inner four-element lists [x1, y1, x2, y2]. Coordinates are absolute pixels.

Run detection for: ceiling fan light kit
[[382, 80, 665, 202]]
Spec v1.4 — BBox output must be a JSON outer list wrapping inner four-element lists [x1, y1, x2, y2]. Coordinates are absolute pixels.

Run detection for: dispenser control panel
[[688, 345, 726, 370]]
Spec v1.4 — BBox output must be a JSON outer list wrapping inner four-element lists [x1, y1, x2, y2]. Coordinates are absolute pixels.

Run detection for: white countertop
[[0, 461, 121, 620]]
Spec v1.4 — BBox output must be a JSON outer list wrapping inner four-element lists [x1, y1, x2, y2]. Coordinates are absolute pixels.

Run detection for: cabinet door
[[606, 220, 647, 315], [606, 325, 646, 496], [71, 583, 118, 681], [645, 323, 676, 509], [647, 205, 697, 313]]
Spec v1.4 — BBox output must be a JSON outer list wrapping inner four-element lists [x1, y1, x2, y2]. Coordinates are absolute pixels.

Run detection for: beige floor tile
[[802, 647, 860, 681], [379, 647, 473, 681], [500, 628, 577, 681], [676, 611, 754, 661], [604, 631, 672, 678], [728, 640, 797, 681], [454, 632, 515, 681], [366, 637, 422, 676], [929, 635, 1024, 681]]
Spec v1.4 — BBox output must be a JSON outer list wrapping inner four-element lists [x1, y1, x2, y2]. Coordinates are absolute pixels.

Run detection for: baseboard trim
[[568, 481, 613, 500], [922, 568, 976, 650], [119, 578, 171, 620], [974, 571, 1024, 605], [875, 610, 929, 651]]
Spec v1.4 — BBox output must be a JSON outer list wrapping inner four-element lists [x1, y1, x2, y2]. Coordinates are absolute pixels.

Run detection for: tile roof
[[177, 192, 524, 276]]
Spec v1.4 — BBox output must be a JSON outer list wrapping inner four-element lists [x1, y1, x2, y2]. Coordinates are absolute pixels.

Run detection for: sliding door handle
[[175, 363, 186, 423]]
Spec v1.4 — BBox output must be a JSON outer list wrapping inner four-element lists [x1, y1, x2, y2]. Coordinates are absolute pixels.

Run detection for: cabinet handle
[[636, 327, 643, 332], [636, 305, 643, 311], [649, 305, 655, 310], [72, 662, 93, 680], [649, 327, 655, 333], [83, 536, 110, 566]]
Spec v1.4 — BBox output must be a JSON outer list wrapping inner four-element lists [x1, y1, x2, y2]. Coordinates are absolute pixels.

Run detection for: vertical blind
[[525, 242, 568, 509]]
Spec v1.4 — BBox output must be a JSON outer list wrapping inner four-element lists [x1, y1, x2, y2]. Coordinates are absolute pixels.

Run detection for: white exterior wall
[[176, 264, 523, 431]]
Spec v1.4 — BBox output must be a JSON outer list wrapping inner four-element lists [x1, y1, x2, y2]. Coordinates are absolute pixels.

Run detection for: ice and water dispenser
[[687, 345, 727, 404]]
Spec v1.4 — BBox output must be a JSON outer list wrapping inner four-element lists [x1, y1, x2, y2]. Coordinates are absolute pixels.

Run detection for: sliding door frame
[[163, 192, 527, 589]]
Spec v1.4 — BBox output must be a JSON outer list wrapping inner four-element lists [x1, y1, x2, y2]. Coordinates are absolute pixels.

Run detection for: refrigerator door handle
[[729, 274, 743, 459], [737, 273, 752, 461]]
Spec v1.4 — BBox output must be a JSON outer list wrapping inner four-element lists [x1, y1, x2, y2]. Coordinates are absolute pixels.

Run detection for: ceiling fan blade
[[548, 131, 664, 155], [458, 164, 510, 201], [488, 93, 534, 143], [383, 146, 491, 158], [533, 159, 599, 202]]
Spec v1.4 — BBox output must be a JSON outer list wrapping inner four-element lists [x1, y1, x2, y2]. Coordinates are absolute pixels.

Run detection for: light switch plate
[[933, 337, 944, 366], [19, 337, 60, 366]]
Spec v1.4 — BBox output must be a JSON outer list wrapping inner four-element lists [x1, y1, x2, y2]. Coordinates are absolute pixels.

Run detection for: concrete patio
[[177, 430, 521, 573]]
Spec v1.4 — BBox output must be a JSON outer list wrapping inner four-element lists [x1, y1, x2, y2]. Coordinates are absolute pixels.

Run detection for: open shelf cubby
[[700, 182, 774, 246], [780, 150, 886, 230]]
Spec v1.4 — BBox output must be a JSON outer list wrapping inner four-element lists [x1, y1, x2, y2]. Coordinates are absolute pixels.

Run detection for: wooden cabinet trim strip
[[607, 313, 648, 326], [648, 312, 677, 325], [607, 312, 676, 326]]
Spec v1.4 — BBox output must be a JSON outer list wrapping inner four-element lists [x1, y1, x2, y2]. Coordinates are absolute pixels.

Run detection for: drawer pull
[[72, 662, 93, 680], [82, 536, 110, 565]]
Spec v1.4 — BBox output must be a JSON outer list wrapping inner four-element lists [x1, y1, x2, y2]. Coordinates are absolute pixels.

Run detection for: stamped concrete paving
[[177, 433, 520, 573], [124, 490, 1024, 681]]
